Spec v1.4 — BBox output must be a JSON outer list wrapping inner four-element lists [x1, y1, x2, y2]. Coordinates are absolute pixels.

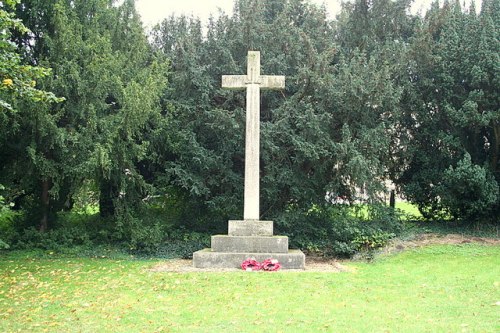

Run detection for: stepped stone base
[[211, 235, 288, 253], [193, 249, 305, 269], [193, 219, 305, 270]]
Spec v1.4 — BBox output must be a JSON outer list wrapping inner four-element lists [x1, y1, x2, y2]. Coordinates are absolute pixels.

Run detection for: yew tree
[[2, 0, 166, 230], [397, 0, 499, 221], [149, 0, 416, 229]]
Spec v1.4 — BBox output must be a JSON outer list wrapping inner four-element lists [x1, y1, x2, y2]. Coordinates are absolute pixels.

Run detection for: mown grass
[[395, 201, 422, 218], [1, 244, 498, 332], [347, 201, 422, 220]]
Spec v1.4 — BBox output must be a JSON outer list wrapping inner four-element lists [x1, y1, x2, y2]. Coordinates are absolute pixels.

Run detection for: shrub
[[366, 204, 406, 233], [0, 215, 17, 249], [0, 187, 20, 249], [111, 203, 167, 253], [437, 154, 499, 222], [275, 203, 405, 257], [152, 228, 210, 259], [14, 225, 92, 251], [352, 232, 396, 251]]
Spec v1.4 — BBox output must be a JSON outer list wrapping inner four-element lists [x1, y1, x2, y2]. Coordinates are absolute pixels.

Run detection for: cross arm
[[222, 75, 247, 89], [222, 75, 285, 90], [260, 75, 285, 90]]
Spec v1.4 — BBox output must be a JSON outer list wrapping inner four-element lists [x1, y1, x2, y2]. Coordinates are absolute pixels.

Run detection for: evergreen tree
[[2, 0, 166, 230], [150, 0, 414, 229], [0, 0, 64, 230], [397, 0, 499, 221]]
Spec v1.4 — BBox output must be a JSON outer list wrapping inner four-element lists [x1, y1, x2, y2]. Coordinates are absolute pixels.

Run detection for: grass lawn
[[1, 244, 499, 332], [395, 201, 422, 219], [346, 201, 423, 220]]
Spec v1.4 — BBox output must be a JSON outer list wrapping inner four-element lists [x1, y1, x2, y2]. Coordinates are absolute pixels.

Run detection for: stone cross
[[222, 51, 285, 220]]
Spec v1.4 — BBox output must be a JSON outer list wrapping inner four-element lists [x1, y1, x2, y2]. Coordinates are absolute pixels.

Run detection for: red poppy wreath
[[241, 258, 261, 271], [261, 259, 281, 271]]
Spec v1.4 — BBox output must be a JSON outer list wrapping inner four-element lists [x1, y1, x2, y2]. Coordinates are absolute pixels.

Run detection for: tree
[[397, 0, 499, 221], [149, 0, 415, 230], [1, 0, 166, 231], [0, 0, 62, 112], [0, 0, 64, 231]]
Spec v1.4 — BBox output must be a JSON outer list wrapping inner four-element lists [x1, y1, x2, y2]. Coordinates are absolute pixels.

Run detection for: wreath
[[241, 258, 281, 271], [261, 259, 281, 271], [241, 258, 261, 271]]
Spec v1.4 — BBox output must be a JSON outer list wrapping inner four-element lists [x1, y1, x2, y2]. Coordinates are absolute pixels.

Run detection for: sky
[[134, 0, 385, 28], [134, 0, 467, 28]]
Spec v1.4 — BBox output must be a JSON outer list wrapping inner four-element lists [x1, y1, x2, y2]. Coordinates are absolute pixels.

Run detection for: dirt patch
[[406, 233, 499, 245], [304, 257, 354, 272], [149, 233, 499, 273], [381, 233, 500, 256], [149, 257, 352, 273]]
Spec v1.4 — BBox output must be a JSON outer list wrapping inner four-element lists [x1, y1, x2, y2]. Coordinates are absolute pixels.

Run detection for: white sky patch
[[135, 0, 342, 27], [135, 0, 482, 28], [135, 0, 234, 28]]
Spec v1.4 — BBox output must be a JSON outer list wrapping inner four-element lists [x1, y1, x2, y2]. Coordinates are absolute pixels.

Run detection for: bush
[[437, 154, 499, 222], [0, 188, 20, 249], [352, 232, 396, 251], [0, 216, 17, 249], [366, 204, 406, 233], [109, 203, 168, 253], [275, 203, 405, 257], [14, 225, 92, 251], [101, 202, 212, 256], [151, 228, 210, 259]]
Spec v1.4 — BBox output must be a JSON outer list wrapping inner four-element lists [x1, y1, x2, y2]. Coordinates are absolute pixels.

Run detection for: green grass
[[345, 201, 423, 220], [1, 244, 499, 332], [395, 201, 423, 218]]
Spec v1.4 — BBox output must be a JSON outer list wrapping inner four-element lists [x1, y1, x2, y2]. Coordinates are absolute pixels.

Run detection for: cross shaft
[[222, 51, 285, 220]]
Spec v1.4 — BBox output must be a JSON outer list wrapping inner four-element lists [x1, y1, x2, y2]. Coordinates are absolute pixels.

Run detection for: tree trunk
[[492, 123, 499, 176], [99, 180, 118, 218], [389, 189, 396, 209], [39, 179, 50, 232]]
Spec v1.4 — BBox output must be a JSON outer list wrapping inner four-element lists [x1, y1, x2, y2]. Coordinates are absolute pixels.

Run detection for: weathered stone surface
[[221, 51, 285, 220], [243, 82, 260, 220], [228, 220, 273, 236], [190, 51, 304, 270], [192, 249, 305, 270], [260, 75, 285, 89], [211, 235, 288, 253], [221, 75, 285, 90]]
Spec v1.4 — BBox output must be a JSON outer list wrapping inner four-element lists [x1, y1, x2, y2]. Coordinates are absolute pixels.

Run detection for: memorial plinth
[[192, 51, 305, 270], [193, 220, 305, 269], [193, 248, 306, 269]]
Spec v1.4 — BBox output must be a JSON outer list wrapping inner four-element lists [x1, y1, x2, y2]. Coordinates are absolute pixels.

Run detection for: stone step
[[228, 220, 273, 236], [193, 249, 305, 270], [211, 235, 288, 253]]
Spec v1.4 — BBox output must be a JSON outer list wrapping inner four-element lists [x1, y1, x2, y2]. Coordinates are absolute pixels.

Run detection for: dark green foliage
[[1, 0, 167, 231], [14, 226, 91, 251], [0, 210, 17, 249], [0, 184, 19, 249], [1, 209, 211, 258], [275, 204, 405, 257], [397, 0, 500, 223], [407, 218, 500, 238], [437, 154, 499, 220], [1, 0, 499, 256], [148, 228, 210, 259], [150, 0, 413, 225]]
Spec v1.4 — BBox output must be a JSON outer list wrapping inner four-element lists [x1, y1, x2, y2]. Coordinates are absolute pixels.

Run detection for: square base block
[[193, 249, 305, 270], [228, 220, 273, 236], [211, 235, 288, 253]]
